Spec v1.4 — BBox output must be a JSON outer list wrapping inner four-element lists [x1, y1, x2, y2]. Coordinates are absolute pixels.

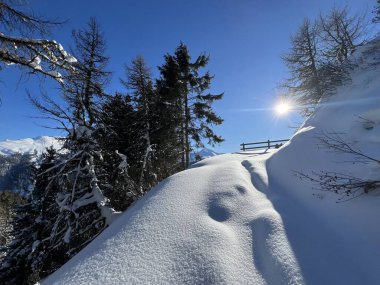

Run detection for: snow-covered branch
[[0, 33, 76, 82]]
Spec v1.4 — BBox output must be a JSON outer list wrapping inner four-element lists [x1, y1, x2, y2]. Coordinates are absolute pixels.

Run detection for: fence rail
[[240, 139, 289, 151]]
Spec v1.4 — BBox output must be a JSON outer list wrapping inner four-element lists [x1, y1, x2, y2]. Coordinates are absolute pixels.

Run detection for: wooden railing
[[240, 139, 289, 151]]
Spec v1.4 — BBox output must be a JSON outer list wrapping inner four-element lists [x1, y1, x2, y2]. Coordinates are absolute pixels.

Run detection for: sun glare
[[275, 102, 291, 116]]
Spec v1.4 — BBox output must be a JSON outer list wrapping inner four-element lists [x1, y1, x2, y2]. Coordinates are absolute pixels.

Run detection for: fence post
[[242, 143, 245, 151], [267, 140, 270, 149]]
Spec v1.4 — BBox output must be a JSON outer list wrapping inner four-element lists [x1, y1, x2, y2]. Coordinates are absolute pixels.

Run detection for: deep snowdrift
[[43, 39, 380, 284]]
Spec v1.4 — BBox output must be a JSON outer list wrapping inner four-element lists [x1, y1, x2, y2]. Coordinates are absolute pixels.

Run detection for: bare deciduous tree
[[319, 6, 366, 64], [282, 19, 323, 115], [282, 6, 367, 116]]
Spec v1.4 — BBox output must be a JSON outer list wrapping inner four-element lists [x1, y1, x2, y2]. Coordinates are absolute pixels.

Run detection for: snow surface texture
[[43, 39, 380, 284], [0, 136, 62, 156], [43, 151, 304, 285]]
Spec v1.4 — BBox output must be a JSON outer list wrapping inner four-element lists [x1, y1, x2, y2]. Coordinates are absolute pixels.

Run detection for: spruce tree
[[155, 54, 184, 177], [122, 56, 157, 192], [99, 93, 141, 210], [157, 43, 223, 169]]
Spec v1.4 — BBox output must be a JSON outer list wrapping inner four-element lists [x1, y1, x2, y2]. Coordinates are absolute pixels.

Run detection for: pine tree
[[157, 43, 223, 169]]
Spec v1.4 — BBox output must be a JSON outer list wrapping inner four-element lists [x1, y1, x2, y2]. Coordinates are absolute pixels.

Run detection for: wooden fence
[[240, 139, 289, 151]]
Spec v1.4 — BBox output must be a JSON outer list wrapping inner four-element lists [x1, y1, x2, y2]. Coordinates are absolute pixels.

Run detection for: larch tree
[[0, 0, 76, 82], [318, 7, 366, 64], [282, 19, 324, 115], [41, 17, 119, 257], [282, 7, 367, 116]]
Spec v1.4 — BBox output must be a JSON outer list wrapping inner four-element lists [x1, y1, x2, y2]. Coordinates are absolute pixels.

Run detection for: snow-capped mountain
[[0, 136, 62, 156], [0, 137, 218, 161], [190, 148, 220, 162]]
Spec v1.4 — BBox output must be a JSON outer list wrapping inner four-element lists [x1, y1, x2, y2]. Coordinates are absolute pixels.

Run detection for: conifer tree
[[39, 18, 119, 261], [282, 19, 324, 115], [0, 151, 40, 285], [98, 94, 141, 211], [157, 43, 223, 169], [155, 54, 184, 176], [319, 7, 365, 64], [20, 18, 124, 283], [122, 56, 157, 192], [282, 7, 366, 115]]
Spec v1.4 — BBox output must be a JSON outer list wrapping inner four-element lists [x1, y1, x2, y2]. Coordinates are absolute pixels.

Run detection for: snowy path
[[43, 151, 380, 285]]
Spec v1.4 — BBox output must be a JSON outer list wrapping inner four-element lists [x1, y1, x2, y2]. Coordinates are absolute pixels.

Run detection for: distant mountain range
[[0, 136, 219, 160], [0, 136, 62, 156]]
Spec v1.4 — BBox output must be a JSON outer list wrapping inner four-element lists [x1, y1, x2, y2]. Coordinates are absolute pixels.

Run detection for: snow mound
[[43, 152, 304, 285], [0, 136, 62, 156]]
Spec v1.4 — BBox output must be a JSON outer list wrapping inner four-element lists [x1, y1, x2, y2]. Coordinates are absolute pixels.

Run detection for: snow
[[0, 136, 62, 156], [190, 147, 220, 162], [30, 56, 42, 71], [46, 70, 64, 83], [43, 39, 380, 284]]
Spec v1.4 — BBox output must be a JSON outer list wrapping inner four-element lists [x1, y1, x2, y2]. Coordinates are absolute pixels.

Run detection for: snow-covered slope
[[0, 136, 61, 156], [44, 151, 306, 285], [43, 39, 380, 284]]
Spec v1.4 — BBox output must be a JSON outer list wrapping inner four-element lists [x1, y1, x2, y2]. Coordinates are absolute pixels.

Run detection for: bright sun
[[275, 102, 291, 115]]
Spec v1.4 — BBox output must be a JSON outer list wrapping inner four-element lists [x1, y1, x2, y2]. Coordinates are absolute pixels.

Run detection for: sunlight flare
[[275, 101, 291, 116]]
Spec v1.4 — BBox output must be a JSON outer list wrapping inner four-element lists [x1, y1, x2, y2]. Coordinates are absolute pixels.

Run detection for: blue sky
[[0, 0, 375, 153]]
